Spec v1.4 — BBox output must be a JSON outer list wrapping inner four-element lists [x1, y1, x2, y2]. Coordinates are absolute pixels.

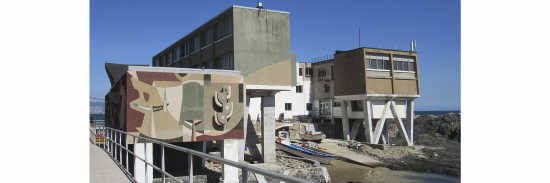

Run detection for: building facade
[[308, 47, 420, 146]]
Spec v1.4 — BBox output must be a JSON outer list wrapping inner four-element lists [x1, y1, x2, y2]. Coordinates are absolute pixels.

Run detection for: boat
[[275, 131, 337, 165], [299, 119, 326, 143], [299, 132, 326, 143]]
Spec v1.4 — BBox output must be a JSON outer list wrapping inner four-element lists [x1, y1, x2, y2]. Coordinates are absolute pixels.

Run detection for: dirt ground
[[298, 113, 462, 182]]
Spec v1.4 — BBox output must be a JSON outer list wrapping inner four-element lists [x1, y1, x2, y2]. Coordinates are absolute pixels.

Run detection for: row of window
[[154, 18, 233, 67], [191, 53, 234, 70], [366, 53, 416, 72]]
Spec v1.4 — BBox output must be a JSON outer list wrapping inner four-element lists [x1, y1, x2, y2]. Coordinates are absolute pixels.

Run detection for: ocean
[[90, 111, 459, 122], [414, 111, 460, 116]]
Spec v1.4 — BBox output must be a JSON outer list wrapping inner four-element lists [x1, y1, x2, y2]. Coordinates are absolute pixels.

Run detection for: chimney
[[257, 1, 263, 9]]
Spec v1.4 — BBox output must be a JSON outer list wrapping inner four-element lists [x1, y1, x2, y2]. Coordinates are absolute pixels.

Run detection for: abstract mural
[[124, 71, 244, 143]]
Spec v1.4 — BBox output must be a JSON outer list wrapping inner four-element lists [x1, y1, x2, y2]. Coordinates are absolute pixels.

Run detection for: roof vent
[[257, 1, 263, 9]]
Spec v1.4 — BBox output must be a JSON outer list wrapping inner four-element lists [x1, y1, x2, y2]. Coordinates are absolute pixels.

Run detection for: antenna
[[395, 42, 397, 49], [359, 24, 361, 48]]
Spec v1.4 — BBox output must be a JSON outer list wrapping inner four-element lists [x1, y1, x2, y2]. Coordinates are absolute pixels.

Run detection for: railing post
[[114, 131, 117, 160], [242, 169, 248, 183], [133, 136, 136, 177], [188, 153, 193, 183], [126, 133, 129, 171], [119, 131, 122, 164], [145, 140, 148, 183], [161, 145, 165, 183]]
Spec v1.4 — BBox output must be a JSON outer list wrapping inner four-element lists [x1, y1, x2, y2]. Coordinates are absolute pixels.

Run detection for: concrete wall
[[333, 48, 420, 96], [333, 49, 366, 96], [248, 62, 312, 120], [233, 7, 293, 86]]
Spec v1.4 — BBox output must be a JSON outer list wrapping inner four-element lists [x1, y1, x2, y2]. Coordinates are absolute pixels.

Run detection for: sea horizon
[[90, 110, 460, 120]]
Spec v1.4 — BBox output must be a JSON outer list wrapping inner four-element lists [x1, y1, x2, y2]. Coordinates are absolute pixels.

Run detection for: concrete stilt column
[[221, 139, 239, 183], [134, 142, 153, 183], [340, 100, 350, 140], [261, 96, 276, 163], [238, 95, 251, 162], [406, 100, 414, 145], [363, 99, 374, 143]]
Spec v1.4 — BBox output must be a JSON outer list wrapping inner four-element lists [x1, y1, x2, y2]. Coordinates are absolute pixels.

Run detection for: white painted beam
[[373, 101, 391, 144], [363, 100, 374, 143], [406, 100, 415, 145], [390, 101, 412, 146], [340, 101, 350, 140], [221, 139, 239, 183], [261, 96, 276, 163]]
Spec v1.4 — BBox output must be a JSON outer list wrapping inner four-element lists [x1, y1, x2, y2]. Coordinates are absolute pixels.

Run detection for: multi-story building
[[310, 47, 420, 146], [151, 5, 295, 87], [151, 4, 298, 167]]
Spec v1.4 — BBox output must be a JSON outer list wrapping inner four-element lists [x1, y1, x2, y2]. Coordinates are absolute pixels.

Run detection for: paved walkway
[[90, 142, 135, 183]]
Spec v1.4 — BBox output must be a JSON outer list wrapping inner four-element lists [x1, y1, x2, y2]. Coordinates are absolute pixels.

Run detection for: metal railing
[[89, 125, 313, 183]]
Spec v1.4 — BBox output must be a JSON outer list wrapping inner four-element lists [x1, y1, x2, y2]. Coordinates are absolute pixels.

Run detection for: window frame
[[296, 85, 303, 93], [324, 84, 330, 93], [305, 68, 312, 77], [285, 103, 292, 111]]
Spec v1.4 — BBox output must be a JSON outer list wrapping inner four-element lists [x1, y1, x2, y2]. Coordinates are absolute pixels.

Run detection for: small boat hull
[[299, 133, 326, 143], [276, 143, 337, 165]]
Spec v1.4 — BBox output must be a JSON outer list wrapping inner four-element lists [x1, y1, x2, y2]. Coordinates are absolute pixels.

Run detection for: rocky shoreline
[[347, 113, 461, 176]]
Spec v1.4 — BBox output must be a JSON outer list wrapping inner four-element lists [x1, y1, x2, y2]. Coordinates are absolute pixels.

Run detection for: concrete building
[[309, 47, 420, 146], [150, 4, 296, 182]]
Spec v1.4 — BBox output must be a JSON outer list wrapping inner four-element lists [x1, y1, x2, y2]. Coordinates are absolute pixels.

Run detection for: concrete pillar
[[363, 99, 374, 143], [134, 142, 153, 183], [407, 100, 414, 145], [340, 100, 350, 140], [221, 139, 239, 183], [238, 95, 251, 162], [261, 96, 276, 163]]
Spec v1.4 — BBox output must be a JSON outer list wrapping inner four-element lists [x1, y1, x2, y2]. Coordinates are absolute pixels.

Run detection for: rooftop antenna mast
[[359, 24, 361, 48]]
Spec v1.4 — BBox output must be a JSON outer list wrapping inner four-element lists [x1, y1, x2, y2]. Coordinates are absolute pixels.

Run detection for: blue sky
[[90, 0, 461, 111]]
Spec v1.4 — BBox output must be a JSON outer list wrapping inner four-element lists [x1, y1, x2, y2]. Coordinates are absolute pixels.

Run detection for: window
[[160, 56, 165, 66], [366, 53, 390, 71], [393, 56, 415, 72], [351, 100, 363, 111], [204, 60, 213, 69], [324, 84, 330, 92], [296, 86, 303, 93], [216, 53, 233, 70], [305, 68, 312, 76], [193, 36, 200, 52], [306, 103, 312, 111], [175, 47, 180, 60], [183, 42, 190, 57], [204, 29, 213, 47], [319, 100, 331, 116], [218, 17, 233, 39], [167, 51, 172, 65], [285, 103, 292, 111], [299, 68, 303, 76], [318, 68, 330, 81], [153, 58, 159, 67], [333, 102, 341, 107]]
